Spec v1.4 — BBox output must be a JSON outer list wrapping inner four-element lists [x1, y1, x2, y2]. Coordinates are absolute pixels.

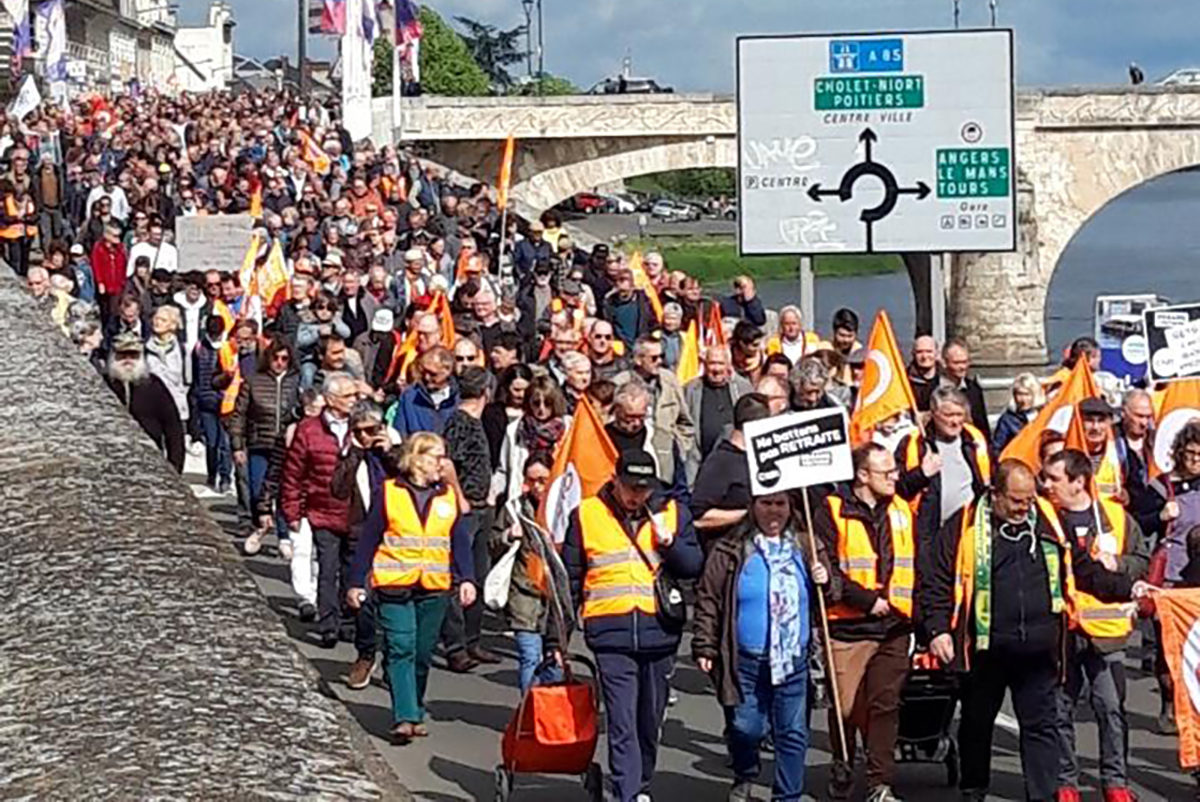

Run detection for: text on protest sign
[[744, 408, 853, 496]]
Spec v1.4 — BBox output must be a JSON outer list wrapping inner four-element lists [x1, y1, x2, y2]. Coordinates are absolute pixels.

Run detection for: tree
[[372, 8, 490, 97], [453, 16, 527, 92], [518, 74, 579, 97]]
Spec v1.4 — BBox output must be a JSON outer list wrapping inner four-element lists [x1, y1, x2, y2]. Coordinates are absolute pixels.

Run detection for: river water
[[756, 169, 1200, 360]]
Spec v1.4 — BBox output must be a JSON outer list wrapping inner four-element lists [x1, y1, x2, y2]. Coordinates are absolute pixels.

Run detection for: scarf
[[518, 414, 565, 453], [754, 532, 805, 685]]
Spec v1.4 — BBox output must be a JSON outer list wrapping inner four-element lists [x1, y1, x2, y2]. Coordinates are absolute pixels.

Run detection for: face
[[325, 382, 357, 418], [683, 281, 701, 302], [474, 293, 496, 320], [796, 382, 825, 409], [508, 377, 530, 408], [221, 279, 241, 302], [268, 348, 291, 375], [615, 271, 634, 295], [353, 417, 383, 449], [858, 449, 899, 498], [588, 324, 615, 355], [1123, 395, 1153, 438], [151, 312, 174, 336], [416, 319, 441, 352], [613, 398, 649, 435], [412, 443, 447, 486], [759, 381, 789, 414], [993, 470, 1038, 524], [644, 254, 664, 279], [753, 493, 792, 537], [343, 271, 361, 295], [454, 342, 480, 373], [324, 340, 347, 369], [553, 330, 580, 360], [523, 461, 551, 502], [1041, 461, 1084, 508], [1013, 387, 1034, 412], [120, 302, 139, 324], [932, 401, 966, 439], [27, 272, 49, 296], [1082, 414, 1110, 450], [567, 360, 592, 392], [704, 350, 732, 385], [1178, 441, 1200, 479], [913, 336, 937, 370], [766, 361, 790, 383], [421, 356, 451, 390], [943, 345, 970, 381], [205, 273, 221, 298], [781, 310, 802, 339], [635, 342, 664, 377], [612, 479, 653, 513], [833, 326, 857, 351]]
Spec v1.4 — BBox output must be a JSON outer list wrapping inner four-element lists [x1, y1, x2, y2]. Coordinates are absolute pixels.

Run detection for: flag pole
[[392, 38, 402, 141], [801, 487, 849, 764]]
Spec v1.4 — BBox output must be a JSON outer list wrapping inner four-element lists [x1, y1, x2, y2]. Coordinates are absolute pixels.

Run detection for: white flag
[[9, 74, 41, 122]]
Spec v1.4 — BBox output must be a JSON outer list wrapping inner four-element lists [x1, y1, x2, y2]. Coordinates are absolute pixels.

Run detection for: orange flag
[[429, 291, 456, 348], [1001, 358, 1099, 470], [704, 301, 727, 349], [628, 252, 664, 323], [298, 129, 331, 175], [850, 310, 918, 445], [539, 397, 619, 544], [497, 134, 516, 211], [677, 319, 701, 385], [1151, 378, 1200, 477], [1153, 588, 1200, 768], [255, 239, 289, 307]]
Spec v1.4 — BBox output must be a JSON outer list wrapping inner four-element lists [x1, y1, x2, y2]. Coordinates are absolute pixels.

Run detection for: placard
[[744, 408, 853, 496], [176, 215, 255, 274], [1143, 302, 1200, 383]]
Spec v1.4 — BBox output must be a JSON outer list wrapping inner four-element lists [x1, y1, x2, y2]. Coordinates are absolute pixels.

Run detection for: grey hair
[[931, 385, 970, 412], [790, 356, 829, 390], [662, 302, 683, 319], [613, 377, 651, 410], [349, 400, 384, 428], [321, 371, 356, 399], [69, 319, 100, 346], [561, 350, 590, 372]]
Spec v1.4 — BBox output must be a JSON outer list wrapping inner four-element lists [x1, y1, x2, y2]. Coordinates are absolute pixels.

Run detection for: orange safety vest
[[217, 341, 242, 416], [580, 498, 678, 620], [1093, 440, 1123, 501], [372, 483, 459, 591], [904, 424, 993, 513], [1, 195, 35, 239], [825, 494, 916, 620], [766, 331, 825, 358], [1069, 497, 1134, 640]]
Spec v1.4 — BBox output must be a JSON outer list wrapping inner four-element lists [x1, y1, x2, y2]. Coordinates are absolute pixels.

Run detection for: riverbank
[[618, 239, 903, 285]]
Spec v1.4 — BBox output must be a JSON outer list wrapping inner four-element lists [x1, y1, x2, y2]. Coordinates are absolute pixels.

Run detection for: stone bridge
[[371, 88, 1200, 365]]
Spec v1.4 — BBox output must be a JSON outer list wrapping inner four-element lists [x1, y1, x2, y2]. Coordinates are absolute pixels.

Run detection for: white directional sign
[[737, 30, 1016, 255]]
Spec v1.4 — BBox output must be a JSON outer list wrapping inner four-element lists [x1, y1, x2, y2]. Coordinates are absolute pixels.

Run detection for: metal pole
[[298, 0, 308, 95], [931, 253, 947, 344], [800, 255, 815, 335], [537, 0, 545, 83], [523, 3, 534, 81], [953, 0, 961, 29], [990, 0, 998, 27], [392, 37, 402, 141]]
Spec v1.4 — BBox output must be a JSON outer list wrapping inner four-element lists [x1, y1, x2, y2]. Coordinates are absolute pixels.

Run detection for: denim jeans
[[1055, 636, 1129, 789], [248, 449, 288, 537], [197, 410, 231, 486], [725, 652, 810, 801], [514, 630, 562, 695]]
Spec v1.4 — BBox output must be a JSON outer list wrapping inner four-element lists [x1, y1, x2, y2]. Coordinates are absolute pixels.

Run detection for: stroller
[[895, 651, 960, 786], [493, 508, 604, 802]]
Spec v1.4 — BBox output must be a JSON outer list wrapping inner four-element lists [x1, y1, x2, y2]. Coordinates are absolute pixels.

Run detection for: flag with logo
[[255, 239, 290, 308], [850, 310, 918, 445], [497, 134, 516, 211], [704, 301, 726, 349], [1151, 378, 1200, 477], [298, 129, 332, 175], [539, 397, 619, 545], [1154, 588, 1200, 768], [1001, 357, 1099, 470], [677, 319, 701, 385]]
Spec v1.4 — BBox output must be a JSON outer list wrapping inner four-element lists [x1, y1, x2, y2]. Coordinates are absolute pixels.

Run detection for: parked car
[[587, 76, 674, 95], [570, 192, 606, 214], [722, 201, 738, 220], [600, 194, 637, 214], [651, 199, 700, 223]]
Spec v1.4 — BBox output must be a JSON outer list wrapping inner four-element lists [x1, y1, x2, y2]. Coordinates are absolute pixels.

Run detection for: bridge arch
[[509, 137, 737, 213]]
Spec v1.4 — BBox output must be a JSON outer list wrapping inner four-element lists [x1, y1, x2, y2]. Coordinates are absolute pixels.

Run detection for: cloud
[[182, 0, 1200, 91]]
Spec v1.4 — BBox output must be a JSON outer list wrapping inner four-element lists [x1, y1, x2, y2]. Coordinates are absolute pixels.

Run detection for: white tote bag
[[291, 518, 319, 607], [484, 539, 522, 611]]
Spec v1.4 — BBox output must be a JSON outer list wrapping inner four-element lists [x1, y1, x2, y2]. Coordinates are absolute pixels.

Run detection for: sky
[[179, 0, 1200, 91]]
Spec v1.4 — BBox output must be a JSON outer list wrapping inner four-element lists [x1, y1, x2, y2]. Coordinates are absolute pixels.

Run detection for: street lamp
[[952, 0, 960, 29], [989, 0, 998, 27], [521, 0, 534, 81]]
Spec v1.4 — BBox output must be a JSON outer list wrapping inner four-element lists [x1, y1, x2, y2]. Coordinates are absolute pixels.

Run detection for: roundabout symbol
[[806, 128, 931, 252]]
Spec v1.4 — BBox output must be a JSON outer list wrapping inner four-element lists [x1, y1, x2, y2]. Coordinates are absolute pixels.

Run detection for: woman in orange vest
[[0, 178, 37, 277], [346, 432, 476, 745]]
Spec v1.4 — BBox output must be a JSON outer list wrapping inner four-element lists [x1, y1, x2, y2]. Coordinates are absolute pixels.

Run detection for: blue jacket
[[563, 485, 703, 655], [513, 238, 553, 279], [718, 293, 767, 327], [190, 339, 224, 414], [390, 381, 460, 437]]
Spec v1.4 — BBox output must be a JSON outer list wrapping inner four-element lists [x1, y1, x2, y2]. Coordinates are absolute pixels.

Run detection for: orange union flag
[[1001, 357, 1098, 470], [1151, 378, 1200, 477], [497, 134, 516, 211], [850, 310, 917, 445], [1154, 588, 1200, 768], [539, 397, 619, 545]]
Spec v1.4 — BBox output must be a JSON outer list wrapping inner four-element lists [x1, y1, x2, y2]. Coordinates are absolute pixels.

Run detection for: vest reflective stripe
[[371, 483, 459, 591], [0, 196, 35, 239], [1070, 498, 1133, 640], [825, 494, 915, 620], [904, 424, 992, 514], [217, 342, 242, 416], [1094, 441, 1123, 500], [580, 497, 678, 620]]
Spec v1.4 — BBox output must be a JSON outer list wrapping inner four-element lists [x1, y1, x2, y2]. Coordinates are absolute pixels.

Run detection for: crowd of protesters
[[14, 87, 1200, 802]]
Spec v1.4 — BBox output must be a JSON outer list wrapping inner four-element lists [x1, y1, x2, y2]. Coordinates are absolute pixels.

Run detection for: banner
[[177, 215, 256, 274], [1154, 588, 1200, 768], [539, 397, 618, 544], [744, 408, 853, 496], [496, 134, 516, 211], [340, 0, 374, 142]]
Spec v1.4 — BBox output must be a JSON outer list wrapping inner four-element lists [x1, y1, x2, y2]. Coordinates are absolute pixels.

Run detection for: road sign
[[737, 29, 1016, 255]]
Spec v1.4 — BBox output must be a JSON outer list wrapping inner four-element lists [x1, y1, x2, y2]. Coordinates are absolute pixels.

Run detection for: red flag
[[704, 302, 726, 349]]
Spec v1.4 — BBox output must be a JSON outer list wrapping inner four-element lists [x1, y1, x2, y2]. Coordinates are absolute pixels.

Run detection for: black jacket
[[227, 368, 301, 453], [907, 364, 938, 411], [107, 373, 185, 473]]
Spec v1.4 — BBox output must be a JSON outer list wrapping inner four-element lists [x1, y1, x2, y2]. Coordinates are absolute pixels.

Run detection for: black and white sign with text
[[744, 408, 853, 496]]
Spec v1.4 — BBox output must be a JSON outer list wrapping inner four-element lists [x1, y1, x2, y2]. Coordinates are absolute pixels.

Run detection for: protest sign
[[1144, 302, 1200, 383], [176, 215, 255, 273], [744, 407, 853, 496]]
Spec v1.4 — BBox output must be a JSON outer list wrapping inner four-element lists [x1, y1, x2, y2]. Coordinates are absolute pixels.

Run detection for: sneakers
[[243, 531, 263, 556], [346, 656, 375, 690], [1103, 789, 1139, 802], [867, 785, 902, 802], [728, 781, 754, 802], [668, 688, 679, 706], [278, 538, 294, 561], [1056, 789, 1082, 802]]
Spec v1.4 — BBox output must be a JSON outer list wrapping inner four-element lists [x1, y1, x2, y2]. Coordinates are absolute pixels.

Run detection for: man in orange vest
[[563, 451, 703, 802], [1079, 397, 1125, 502], [1042, 449, 1151, 802], [814, 443, 915, 802]]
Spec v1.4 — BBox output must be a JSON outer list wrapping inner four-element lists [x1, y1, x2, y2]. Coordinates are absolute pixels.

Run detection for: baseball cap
[[1079, 397, 1114, 417], [112, 332, 144, 355], [616, 450, 659, 490], [371, 308, 395, 333], [69, 243, 84, 256]]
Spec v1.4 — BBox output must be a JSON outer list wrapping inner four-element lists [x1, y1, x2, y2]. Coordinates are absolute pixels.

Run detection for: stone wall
[[0, 269, 406, 798]]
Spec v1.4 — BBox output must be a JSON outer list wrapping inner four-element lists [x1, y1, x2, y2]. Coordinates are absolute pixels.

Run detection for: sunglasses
[[354, 424, 381, 436], [455, 355, 475, 363]]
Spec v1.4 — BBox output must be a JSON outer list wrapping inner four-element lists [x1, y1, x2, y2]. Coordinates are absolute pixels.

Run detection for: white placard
[[1165, 320, 1200, 377], [176, 215, 256, 273], [1143, 302, 1200, 383], [737, 29, 1016, 255], [744, 408, 853, 496]]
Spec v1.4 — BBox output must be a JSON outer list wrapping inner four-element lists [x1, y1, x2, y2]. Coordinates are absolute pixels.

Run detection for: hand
[[739, 276, 756, 300], [930, 633, 955, 666], [346, 587, 366, 610], [870, 597, 891, 617], [1132, 580, 1158, 599], [1161, 501, 1180, 522], [922, 451, 943, 478], [233, 450, 247, 467], [697, 656, 714, 674], [459, 581, 477, 608], [652, 515, 674, 547], [439, 458, 459, 487], [811, 562, 829, 586], [549, 648, 565, 668], [1097, 552, 1119, 572], [98, 282, 106, 296]]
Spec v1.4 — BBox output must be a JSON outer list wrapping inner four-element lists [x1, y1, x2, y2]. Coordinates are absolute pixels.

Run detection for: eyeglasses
[[1183, 448, 1200, 461], [867, 468, 900, 479], [455, 355, 475, 363], [205, 281, 221, 288], [354, 425, 381, 436], [591, 333, 612, 341]]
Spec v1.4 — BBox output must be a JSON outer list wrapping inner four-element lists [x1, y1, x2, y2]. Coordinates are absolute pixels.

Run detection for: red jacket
[[281, 414, 351, 534], [91, 240, 127, 297]]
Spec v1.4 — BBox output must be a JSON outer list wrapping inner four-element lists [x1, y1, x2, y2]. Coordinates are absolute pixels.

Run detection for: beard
[[108, 356, 149, 385]]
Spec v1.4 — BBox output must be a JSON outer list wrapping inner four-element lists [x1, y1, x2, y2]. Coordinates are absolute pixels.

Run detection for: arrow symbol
[[898, 181, 932, 200], [859, 127, 878, 162], [807, 182, 844, 203]]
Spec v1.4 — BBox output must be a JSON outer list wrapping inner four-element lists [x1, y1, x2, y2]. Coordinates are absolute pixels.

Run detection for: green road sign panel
[[814, 76, 925, 110], [936, 148, 1011, 198]]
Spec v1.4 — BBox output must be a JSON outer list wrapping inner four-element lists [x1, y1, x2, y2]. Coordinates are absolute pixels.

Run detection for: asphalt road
[[186, 457, 1193, 802], [568, 211, 737, 244]]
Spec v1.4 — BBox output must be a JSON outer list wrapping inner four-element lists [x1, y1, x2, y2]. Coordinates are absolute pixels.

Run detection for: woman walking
[[347, 432, 476, 744], [693, 491, 830, 802]]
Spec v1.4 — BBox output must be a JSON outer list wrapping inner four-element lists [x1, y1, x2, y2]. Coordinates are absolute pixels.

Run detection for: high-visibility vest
[[1093, 440, 1123, 500], [825, 494, 916, 620], [371, 482, 459, 591], [1069, 497, 1134, 640], [766, 331, 825, 358], [951, 497, 1074, 661], [904, 424, 992, 513], [580, 497, 678, 620], [1, 195, 35, 239], [217, 341, 242, 416]]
